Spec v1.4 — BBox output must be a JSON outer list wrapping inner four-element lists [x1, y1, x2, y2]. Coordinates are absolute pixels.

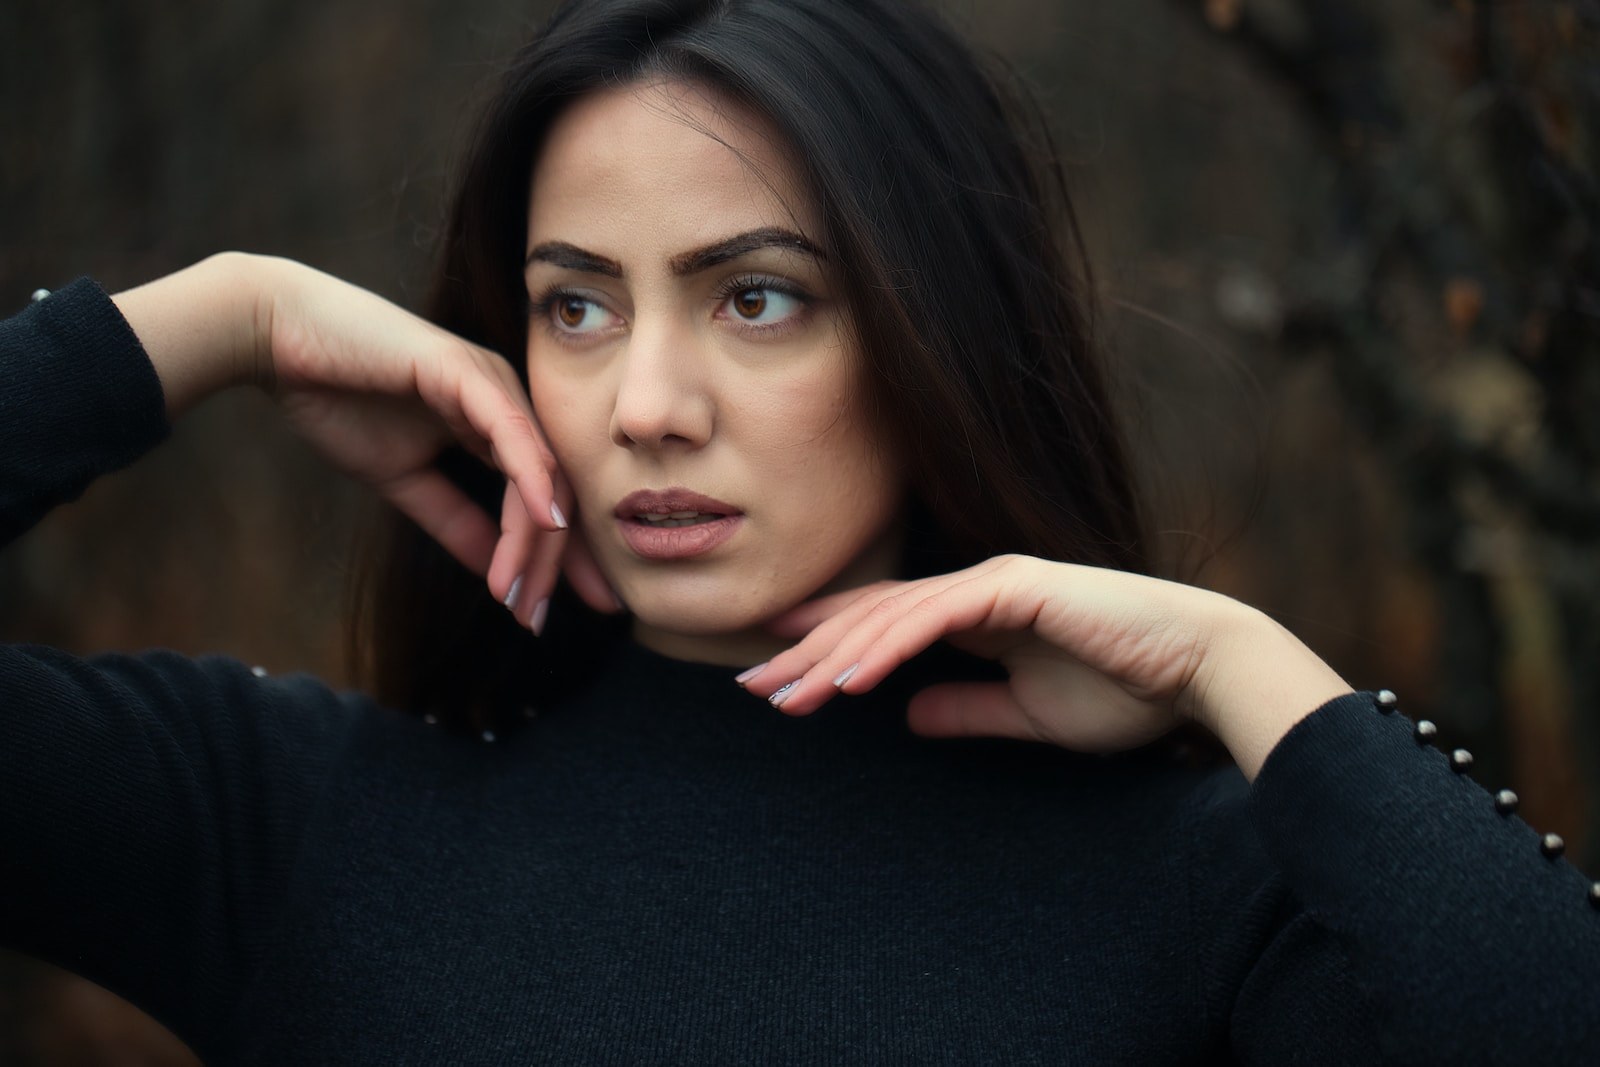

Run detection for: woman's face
[[524, 80, 903, 666]]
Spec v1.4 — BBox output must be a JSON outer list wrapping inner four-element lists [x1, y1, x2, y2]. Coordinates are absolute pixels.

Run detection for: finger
[[762, 580, 903, 637], [765, 575, 957, 666], [745, 559, 1014, 704], [491, 478, 623, 622], [418, 354, 564, 535], [383, 468, 499, 577], [740, 580, 921, 694], [756, 572, 1000, 716], [905, 681, 1037, 742], [513, 472, 576, 632], [545, 467, 623, 615], [464, 374, 565, 533], [487, 481, 537, 612], [512, 504, 567, 635], [753, 561, 1030, 717]]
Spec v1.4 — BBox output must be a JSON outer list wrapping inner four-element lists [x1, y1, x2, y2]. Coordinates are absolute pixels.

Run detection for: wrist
[[1191, 604, 1353, 782], [111, 251, 269, 419]]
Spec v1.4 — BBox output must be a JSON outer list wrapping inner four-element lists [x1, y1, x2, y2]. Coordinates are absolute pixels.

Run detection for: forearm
[[110, 251, 268, 419], [1237, 687, 1600, 1059]]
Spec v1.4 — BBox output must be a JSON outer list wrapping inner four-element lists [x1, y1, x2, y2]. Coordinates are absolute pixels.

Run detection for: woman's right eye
[[531, 292, 617, 337], [548, 294, 617, 334]]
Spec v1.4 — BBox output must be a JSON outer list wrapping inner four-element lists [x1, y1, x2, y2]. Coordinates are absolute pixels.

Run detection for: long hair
[[350, 0, 1151, 732]]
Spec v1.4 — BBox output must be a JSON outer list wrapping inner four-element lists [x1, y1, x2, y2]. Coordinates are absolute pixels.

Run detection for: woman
[[4, 0, 1596, 1063]]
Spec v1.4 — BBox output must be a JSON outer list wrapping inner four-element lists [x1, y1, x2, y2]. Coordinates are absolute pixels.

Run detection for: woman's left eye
[[721, 286, 802, 326]]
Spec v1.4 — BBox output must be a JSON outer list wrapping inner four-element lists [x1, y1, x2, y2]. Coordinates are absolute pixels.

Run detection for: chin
[[623, 587, 779, 637]]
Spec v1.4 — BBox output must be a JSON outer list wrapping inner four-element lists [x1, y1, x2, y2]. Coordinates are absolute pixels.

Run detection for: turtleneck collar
[[522, 635, 1014, 774]]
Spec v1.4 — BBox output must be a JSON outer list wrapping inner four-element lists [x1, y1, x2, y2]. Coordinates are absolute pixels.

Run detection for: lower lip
[[617, 515, 743, 560]]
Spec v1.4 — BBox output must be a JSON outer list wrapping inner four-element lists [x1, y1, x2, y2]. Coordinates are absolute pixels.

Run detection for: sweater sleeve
[[0, 279, 171, 542], [1232, 691, 1600, 1063], [0, 281, 374, 1052]]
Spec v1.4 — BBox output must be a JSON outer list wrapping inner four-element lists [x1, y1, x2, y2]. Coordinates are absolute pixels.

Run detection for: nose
[[609, 319, 714, 451]]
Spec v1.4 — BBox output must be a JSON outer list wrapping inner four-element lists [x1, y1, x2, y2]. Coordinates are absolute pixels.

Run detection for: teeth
[[638, 512, 720, 528]]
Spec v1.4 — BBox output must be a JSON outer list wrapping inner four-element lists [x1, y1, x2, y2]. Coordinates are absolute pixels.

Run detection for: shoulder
[[9, 643, 380, 783]]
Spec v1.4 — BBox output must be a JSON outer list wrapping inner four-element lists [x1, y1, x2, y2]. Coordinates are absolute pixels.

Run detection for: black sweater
[[3, 279, 1597, 1065]]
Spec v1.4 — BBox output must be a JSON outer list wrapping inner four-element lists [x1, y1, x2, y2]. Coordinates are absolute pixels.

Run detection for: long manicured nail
[[549, 502, 568, 529], [735, 661, 769, 686], [769, 681, 796, 708], [504, 575, 523, 612], [530, 597, 549, 636], [832, 662, 859, 688]]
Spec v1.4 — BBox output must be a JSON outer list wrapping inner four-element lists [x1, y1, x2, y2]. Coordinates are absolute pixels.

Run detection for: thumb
[[905, 682, 1037, 742]]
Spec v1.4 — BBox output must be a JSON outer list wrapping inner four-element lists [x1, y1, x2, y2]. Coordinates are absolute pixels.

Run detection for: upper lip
[[614, 487, 741, 519]]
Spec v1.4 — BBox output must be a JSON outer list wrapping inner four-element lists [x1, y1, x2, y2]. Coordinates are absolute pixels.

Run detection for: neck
[[629, 620, 791, 669]]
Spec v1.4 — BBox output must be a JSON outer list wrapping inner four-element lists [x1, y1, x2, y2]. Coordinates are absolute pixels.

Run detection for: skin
[[519, 80, 905, 667], [112, 252, 622, 618], [114, 85, 1353, 782], [741, 555, 1353, 780]]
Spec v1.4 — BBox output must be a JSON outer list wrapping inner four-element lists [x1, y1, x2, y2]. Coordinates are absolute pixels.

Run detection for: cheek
[[525, 370, 594, 484], [746, 376, 895, 507]]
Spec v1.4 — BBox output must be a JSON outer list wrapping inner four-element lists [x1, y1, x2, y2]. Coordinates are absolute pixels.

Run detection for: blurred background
[[2, 0, 1597, 1061]]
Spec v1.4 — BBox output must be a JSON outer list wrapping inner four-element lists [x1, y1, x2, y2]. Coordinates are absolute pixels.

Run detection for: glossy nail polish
[[504, 575, 523, 612], [530, 597, 549, 637], [735, 661, 769, 685]]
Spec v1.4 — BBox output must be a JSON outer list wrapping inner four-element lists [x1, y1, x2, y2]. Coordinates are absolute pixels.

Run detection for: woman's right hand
[[112, 252, 619, 627]]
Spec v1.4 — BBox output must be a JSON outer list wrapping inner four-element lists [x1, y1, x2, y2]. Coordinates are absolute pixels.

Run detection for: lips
[[613, 487, 744, 561], [613, 488, 741, 521]]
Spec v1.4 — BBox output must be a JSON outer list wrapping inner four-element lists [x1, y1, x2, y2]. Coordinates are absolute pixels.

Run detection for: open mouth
[[614, 488, 742, 539], [616, 507, 744, 560], [633, 511, 727, 528]]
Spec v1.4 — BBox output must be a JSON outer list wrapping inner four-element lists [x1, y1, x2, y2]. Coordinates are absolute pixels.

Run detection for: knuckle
[[452, 338, 488, 370], [865, 592, 910, 622], [496, 411, 552, 462], [905, 593, 946, 622]]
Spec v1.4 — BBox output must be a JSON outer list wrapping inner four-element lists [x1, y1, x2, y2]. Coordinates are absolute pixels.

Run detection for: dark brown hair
[[351, 0, 1150, 732]]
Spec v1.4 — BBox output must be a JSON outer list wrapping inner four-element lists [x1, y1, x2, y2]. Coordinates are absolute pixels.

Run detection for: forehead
[[526, 79, 820, 252]]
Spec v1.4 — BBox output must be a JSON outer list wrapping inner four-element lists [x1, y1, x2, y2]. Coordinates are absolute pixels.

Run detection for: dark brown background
[[3, 0, 1596, 1061]]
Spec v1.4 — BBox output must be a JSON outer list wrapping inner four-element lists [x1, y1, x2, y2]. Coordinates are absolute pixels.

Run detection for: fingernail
[[504, 575, 523, 612], [769, 681, 796, 708], [832, 662, 859, 688], [549, 502, 568, 529], [530, 597, 549, 636], [735, 661, 769, 685]]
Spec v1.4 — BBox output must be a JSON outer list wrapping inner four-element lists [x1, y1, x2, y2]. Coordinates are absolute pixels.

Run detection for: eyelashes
[[527, 273, 816, 347]]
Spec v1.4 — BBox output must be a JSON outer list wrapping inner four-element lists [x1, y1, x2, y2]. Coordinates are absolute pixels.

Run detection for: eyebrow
[[524, 226, 827, 278]]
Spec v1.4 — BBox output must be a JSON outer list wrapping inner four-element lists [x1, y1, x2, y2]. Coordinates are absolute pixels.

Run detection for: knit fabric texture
[[2, 280, 1596, 1065]]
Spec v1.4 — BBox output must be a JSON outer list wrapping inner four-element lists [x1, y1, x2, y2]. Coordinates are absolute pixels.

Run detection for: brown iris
[[733, 289, 767, 318], [557, 297, 588, 328]]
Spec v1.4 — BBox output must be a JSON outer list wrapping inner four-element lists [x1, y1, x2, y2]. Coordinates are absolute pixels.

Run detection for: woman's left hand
[[740, 554, 1353, 779]]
